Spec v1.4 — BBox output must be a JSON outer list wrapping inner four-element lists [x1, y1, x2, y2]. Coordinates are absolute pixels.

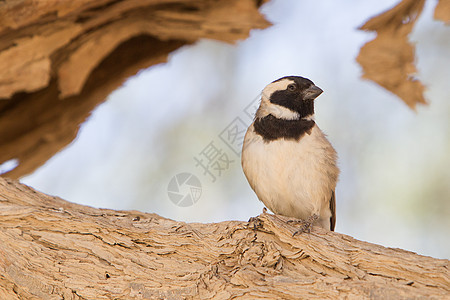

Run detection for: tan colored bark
[[357, 0, 427, 110], [0, 177, 448, 299], [0, 0, 270, 179], [434, 0, 450, 24]]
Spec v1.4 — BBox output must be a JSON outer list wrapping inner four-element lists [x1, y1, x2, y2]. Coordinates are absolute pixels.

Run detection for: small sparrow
[[241, 76, 339, 231]]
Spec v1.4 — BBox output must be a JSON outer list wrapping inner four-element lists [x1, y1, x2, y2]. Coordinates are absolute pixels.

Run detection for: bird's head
[[256, 76, 323, 120]]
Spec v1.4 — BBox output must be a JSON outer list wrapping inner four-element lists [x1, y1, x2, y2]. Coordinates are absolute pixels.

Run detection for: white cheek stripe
[[268, 103, 300, 120]]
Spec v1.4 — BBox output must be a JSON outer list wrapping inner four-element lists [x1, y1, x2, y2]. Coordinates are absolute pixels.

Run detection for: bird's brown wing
[[330, 190, 336, 231]]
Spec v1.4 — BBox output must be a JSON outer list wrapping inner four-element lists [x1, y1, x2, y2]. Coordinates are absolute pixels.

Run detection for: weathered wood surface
[[357, 0, 427, 109], [434, 0, 450, 24], [0, 0, 270, 179], [357, 0, 450, 109], [0, 177, 448, 299], [1, 0, 449, 179]]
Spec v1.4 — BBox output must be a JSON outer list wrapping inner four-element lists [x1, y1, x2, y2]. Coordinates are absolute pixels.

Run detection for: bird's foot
[[248, 216, 263, 231], [291, 214, 319, 236], [248, 208, 269, 231]]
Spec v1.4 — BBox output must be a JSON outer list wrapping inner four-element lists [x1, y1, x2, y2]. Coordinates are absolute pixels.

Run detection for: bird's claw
[[291, 214, 319, 236], [248, 216, 263, 231]]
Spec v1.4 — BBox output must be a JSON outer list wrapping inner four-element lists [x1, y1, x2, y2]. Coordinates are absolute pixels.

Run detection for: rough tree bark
[[0, 178, 448, 299], [1, 1, 449, 299], [0, 0, 270, 179], [1, 0, 449, 179], [356, 0, 449, 109]]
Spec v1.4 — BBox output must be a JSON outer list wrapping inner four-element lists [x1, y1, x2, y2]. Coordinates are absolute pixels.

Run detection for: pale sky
[[22, 0, 450, 259]]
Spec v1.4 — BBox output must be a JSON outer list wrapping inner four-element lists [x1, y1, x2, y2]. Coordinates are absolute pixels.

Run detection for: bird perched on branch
[[241, 76, 339, 232]]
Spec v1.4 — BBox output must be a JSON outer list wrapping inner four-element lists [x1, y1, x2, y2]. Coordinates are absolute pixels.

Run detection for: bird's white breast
[[242, 124, 339, 224]]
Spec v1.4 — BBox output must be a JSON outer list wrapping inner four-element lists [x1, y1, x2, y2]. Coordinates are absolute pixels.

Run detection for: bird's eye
[[287, 84, 297, 91]]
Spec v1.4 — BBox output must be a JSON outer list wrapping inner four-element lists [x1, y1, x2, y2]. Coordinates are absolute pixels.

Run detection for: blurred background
[[20, 0, 449, 258]]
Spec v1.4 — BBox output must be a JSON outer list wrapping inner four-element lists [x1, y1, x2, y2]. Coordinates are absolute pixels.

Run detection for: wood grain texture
[[357, 0, 427, 109], [0, 177, 448, 299], [0, 0, 270, 179], [434, 0, 450, 24]]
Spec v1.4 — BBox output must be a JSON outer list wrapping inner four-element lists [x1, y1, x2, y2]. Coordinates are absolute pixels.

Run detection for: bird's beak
[[303, 85, 323, 100]]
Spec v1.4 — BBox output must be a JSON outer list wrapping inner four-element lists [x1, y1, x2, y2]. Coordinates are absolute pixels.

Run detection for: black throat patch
[[253, 115, 315, 142], [270, 91, 315, 118]]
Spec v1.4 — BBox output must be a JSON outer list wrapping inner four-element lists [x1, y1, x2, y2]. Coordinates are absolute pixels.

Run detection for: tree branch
[[0, 177, 448, 299], [0, 0, 270, 179]]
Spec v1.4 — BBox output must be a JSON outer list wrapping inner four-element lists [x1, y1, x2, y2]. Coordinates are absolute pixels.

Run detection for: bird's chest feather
[[242, 124, 338, 218]]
